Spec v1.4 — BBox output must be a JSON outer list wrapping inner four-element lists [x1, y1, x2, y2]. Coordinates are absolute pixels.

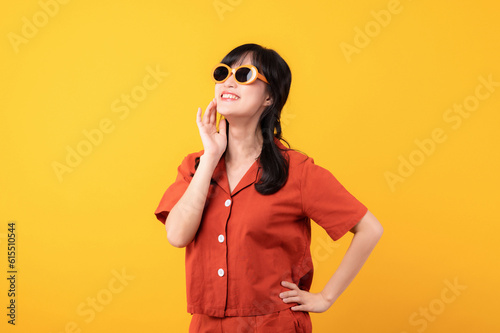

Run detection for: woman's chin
[[215, 106, 232, 117]]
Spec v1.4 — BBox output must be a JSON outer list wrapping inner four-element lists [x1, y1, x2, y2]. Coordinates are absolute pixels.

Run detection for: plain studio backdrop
[[1, 0, 499, 332]]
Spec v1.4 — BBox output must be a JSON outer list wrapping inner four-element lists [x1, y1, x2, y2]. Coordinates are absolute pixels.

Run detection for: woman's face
[[214, 54, 272, 122]]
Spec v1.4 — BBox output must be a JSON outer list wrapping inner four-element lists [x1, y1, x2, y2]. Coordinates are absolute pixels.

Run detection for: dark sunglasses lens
[[213, 66, 229, 81], [235, 67, 253, 83]]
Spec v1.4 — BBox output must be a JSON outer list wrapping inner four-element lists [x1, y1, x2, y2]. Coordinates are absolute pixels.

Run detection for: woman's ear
[[264, 94, 273, 106]]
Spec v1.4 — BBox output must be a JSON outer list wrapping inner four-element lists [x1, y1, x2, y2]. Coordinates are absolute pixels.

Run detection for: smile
[[221, 93, 239, 100]]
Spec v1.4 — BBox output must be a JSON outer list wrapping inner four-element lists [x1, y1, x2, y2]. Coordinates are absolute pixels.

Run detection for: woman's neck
[[225, 123, 263, 164]]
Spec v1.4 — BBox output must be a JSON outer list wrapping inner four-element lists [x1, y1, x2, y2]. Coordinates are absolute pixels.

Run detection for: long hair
[[195, 44, 292, 195], [220, 43, 292, 195]]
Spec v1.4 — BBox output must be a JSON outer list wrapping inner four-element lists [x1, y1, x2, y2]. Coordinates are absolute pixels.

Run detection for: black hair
[[220, 43, 292, 195], [193, 44, 293, 194]]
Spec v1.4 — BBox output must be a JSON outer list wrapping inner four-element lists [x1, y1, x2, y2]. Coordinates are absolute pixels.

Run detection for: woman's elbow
[[165, 214, 187, 248], [372, 222, 384, 240], [167, 235, 188, 248], [367, 215, 384, 243], [166, 227, 195, 248], [166, 228, 192, 248], [353, 210, 384, 240]]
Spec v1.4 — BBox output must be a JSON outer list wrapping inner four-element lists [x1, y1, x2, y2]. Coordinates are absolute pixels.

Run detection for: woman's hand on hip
[[279, 281, 333, 313], [196, 98, 227, 161]]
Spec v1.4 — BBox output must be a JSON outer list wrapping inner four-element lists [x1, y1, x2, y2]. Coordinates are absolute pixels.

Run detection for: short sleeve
[[154, 153, 198, 224], [301, 157, 368, 241]]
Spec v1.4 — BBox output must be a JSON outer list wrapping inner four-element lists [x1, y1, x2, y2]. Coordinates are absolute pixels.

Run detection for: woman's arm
[[280, 210, 383, 312], [319, 210, 383, 305], [165, 99, 227, 248], [165, 154, 219, 248]]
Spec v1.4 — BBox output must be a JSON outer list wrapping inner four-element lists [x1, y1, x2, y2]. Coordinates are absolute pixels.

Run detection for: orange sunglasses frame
[[212, 63, 269, 85]]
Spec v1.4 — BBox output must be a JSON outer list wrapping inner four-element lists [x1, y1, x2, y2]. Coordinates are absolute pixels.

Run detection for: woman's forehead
[[231, 53, 254, 67]]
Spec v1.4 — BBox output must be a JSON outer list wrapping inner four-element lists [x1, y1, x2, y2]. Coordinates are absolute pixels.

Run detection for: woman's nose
[[223, 72, 237, 87]]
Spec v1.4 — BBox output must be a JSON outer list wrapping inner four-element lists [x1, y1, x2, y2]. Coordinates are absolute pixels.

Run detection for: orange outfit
[[188, 308, 311, 332], [155, 139, 368, 331]]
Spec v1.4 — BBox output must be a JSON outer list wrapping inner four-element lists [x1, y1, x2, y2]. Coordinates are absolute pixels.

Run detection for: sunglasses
[[212, 63, 269, 85]]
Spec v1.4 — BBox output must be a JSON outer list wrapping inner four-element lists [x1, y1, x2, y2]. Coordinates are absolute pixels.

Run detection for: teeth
[[222, 93, 239, 100]]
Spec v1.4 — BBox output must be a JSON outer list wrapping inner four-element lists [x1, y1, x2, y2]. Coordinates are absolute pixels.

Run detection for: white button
[[218, 268, 224, 277], [224, 199, 231, 207], [218, 234, 225, 243]]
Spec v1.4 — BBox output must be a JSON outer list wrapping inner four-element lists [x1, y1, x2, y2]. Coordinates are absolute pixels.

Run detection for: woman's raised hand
[[196, 98, 227, 161]]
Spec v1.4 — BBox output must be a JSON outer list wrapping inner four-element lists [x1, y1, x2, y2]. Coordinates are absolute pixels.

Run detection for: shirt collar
[[211, 137, 287, 196]]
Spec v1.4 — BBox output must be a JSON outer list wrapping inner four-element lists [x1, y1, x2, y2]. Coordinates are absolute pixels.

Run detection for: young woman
[[154, 43, 383, 333]]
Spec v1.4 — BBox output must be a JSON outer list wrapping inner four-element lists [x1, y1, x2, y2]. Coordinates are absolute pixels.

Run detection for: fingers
[[209, 107, 215, 125], [212, 98, 217, 110], [280, 288, 300, 305], [198, 99, 221, 131], [218, 118, 227, 136], [196, 107, 202, 125], [279, 290, 298, 298], [209, 98, 217, 125], [281, 281, 299, 290], [280, 281, 306, 309], [290, 305, 306, 311], [202, 99, 217, 126], [203, 101, 211, 125], [280, 281, 301, 305], [282, 296, 301, 304]]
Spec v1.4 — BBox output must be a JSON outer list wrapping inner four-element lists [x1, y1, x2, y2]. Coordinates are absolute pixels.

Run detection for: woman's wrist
[[199, 153, 220, 170], [320, 288, 338, 306]]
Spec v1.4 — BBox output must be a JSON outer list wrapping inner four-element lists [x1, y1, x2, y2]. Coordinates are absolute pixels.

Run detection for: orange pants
[[188, 308, 312, 333]]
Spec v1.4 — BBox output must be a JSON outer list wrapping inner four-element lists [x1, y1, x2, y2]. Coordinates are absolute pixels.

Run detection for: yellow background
[[1, 0, 499, 332]]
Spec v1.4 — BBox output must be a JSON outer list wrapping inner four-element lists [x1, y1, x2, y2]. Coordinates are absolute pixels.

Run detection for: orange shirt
[[154, 139, 368, 318]]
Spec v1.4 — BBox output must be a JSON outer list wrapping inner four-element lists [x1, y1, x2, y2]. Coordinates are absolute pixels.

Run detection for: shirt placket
[[213, 194, 232, 314], [210, 156, 258, 316]]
